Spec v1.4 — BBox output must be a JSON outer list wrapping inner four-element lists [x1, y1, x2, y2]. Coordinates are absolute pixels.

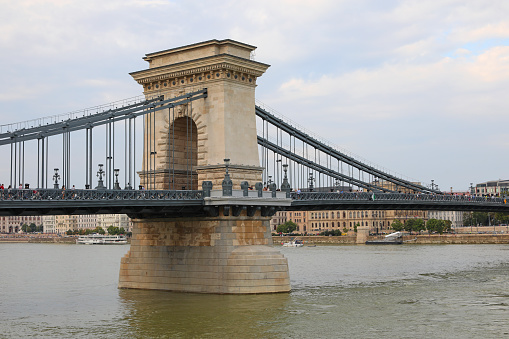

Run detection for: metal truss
[[0, 89, 207, 145], [257, 135, 395, 193], [0, 188, 203, 201], [288, 192, 509, 212], [256, 105, 439, 194]]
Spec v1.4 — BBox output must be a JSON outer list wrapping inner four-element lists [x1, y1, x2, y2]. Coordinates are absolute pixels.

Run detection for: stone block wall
[[119, 211, 291, 294]]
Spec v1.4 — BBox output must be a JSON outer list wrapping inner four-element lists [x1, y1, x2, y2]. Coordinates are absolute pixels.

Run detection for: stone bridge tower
[[130, 39, 268, 190], [119, 40, 291, 294]]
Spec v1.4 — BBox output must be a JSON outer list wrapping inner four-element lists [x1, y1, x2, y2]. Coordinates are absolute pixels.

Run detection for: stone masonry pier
[[120, 40, 291, 294]]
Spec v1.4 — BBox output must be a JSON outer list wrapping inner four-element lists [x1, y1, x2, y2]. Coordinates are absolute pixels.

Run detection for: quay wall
[[0, 235, 77, 244], [275, 234, 509, 245], [2, 234, 508, 245]]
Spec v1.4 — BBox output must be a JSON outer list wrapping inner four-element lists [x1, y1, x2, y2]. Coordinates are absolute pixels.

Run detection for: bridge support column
[[356, 225, 370, 244], [119, 209, 290, 294]]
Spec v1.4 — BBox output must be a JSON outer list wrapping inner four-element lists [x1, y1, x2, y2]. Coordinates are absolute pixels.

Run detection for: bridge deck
[[0, 189, 507, 216]]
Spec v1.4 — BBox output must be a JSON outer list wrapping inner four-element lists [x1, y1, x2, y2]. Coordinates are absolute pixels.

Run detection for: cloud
[[1, 0, 509, 189]]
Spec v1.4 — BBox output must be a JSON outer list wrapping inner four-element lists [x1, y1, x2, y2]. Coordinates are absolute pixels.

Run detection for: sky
[[1, 0, 509, 192]]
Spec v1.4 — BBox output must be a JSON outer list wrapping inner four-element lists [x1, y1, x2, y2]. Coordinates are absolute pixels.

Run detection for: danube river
[[1, 243, 508, 338]]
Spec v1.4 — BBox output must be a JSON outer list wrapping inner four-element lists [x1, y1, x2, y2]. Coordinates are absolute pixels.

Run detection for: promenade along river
[[1, 243, 509, 338]]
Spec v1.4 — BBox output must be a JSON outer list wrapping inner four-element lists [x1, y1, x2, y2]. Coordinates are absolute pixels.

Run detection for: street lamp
[[222, 158, 232, 196], [308, 172, 315, 192], [114, 169, 121, 190], [276, 159, 282, 187], [53, 168, 60, 189], [96, 164, 105, 190]]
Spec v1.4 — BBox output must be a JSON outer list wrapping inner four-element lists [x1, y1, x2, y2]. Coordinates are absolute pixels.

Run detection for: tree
[[276, 221, 297, 234], [107, 226, 120, 235], [443, 220, 452, 233], [427, 219, 449, 234], [391, 219, 404, 232], [90, 227, 105, 235], [29, 223, 37, 233], [426, 219, 440, 234], [403, 219, 425, 234]]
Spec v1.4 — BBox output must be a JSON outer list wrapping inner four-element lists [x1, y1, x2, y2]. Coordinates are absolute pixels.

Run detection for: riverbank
[[0, 234, 76, 244], [3, 233, 509, 245], [275, 233, 509, 245]]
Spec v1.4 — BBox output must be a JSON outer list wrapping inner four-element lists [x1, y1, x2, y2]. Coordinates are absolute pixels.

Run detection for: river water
[[1, 243, 508, 338]]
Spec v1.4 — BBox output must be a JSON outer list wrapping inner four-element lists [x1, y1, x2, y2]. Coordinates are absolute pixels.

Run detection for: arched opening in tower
[[168, 116, 198, 190]]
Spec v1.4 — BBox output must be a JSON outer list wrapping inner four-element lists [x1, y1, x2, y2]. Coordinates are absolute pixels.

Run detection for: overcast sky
[[1, 0, 508, 191]]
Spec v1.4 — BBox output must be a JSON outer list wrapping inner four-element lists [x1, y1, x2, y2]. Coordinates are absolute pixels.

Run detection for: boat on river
[[365, 231, 403, 245], [283, 238, 304, 247], [76, 234, 128, 245]]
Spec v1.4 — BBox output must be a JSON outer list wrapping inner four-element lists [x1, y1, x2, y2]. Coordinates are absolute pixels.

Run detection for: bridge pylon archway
[[132, 39, 269, 190]]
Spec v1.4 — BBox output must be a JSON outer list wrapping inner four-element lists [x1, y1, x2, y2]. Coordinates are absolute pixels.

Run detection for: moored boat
[[76, 234, 128, 245], [282, 238, 304, 247], [365, 231, 403, 245]]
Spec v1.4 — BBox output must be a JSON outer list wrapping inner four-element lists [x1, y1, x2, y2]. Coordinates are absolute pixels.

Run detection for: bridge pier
[[119, 208, 291, 294], [356, 224, 370, 244]]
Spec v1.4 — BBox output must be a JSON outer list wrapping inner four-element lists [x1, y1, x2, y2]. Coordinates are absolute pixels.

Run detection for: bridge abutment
[[119, 209, 291, 294]]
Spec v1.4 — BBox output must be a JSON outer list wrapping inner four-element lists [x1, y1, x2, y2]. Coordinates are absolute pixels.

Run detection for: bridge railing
[[0, 189, 203, 201], [290, 192, 506, 204]]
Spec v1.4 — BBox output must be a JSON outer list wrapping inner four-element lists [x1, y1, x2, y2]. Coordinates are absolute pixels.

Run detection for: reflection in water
[[118, 289, 291, 338]]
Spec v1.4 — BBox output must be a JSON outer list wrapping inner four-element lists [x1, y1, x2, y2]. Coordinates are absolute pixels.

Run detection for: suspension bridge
[[1, 39, 506, 294]]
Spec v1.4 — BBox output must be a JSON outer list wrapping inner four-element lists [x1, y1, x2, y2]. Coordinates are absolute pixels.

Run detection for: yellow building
[[271, 209, 427, 235]]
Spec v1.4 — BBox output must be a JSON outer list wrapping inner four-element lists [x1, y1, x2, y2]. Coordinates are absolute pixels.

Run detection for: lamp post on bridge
[[281, 164, 291, 197], [222, 158, 232, 196], [114, 169, 121, 190], [334, 178, 340, 192], [96, 164, 106, 190], [53, 168, 60, 189], [276, 159, 282, 188], [266, 175, 272, 188], [308, 172, 315, 192]]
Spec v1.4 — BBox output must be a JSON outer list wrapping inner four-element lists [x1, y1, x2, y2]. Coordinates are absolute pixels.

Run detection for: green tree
[[426, 219, 440, 234], [391, 219, 404, 232], [443, 220, 452, 233], [107, 226, 120, 235], [29, 223, 37, 233], [91, 227, 105, 235], [276, 221, 298, 234], [427, 219, 449, 234], [404, 219, 425, 234]]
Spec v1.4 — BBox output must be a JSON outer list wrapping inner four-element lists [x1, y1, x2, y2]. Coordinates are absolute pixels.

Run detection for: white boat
[[76, 234, 128, 245], [365, 231, 403, 245], [282, 238, 304, 247]]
